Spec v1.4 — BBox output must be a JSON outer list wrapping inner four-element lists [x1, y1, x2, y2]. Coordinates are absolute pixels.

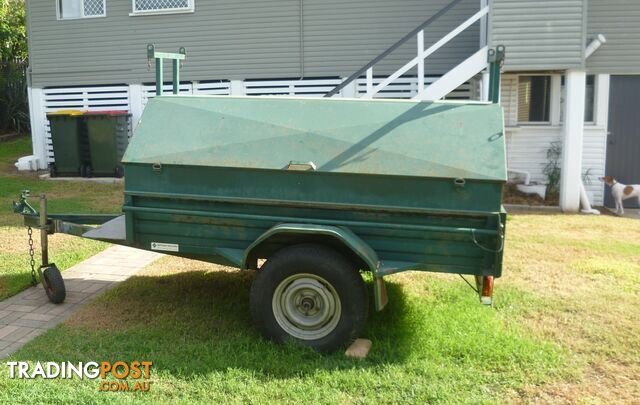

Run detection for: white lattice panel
[[134, 0, 190, 11], [83, 0, 104, 16]]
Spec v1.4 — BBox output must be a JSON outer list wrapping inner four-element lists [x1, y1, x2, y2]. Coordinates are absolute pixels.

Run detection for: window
[[584, 75, 595, 122], [517, 76, 551, 123], [57, 0, 105, 19], [131, 0, 194, 15], [559, 75, 596, 123]]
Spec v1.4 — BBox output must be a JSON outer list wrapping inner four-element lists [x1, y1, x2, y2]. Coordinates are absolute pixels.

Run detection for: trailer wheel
[[250, 244, 368, 352], [49, 163, 57, 178], [42, 264, 66, 304]]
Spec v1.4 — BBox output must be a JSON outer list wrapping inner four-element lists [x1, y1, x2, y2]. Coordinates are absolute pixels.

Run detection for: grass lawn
[[0, 137, 122, 299], [1, 210, 638, 402]]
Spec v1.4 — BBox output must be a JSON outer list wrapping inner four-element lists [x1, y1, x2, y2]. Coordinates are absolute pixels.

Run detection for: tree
[[0, 0, 27, 62], [0, 0, 28, 132]]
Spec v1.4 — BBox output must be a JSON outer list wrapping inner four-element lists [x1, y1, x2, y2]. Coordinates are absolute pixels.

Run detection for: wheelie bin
[[84, 110, 130, 177], [46, 110, 87, 177]]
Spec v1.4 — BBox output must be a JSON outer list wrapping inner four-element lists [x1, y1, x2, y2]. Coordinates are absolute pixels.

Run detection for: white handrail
[[363, 6, 489, 99]]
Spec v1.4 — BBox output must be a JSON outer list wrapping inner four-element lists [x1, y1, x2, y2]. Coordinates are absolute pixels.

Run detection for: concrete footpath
[[0, 245, 162, 358]]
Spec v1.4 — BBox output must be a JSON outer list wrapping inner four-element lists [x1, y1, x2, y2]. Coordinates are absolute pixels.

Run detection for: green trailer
[[13, 94, 506, 352]]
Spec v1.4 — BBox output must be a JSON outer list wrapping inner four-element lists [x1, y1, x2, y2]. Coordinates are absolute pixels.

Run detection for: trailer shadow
[[55, 268, 416, 378], [10, 264, 567, 394], [320, 103, 459, 171]]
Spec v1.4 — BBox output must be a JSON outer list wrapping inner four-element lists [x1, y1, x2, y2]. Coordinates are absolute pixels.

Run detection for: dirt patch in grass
[[502, 214, 640, 402], [379, 214, 640, 401], [519, 362, 639, 403], [503, 183, 558, 206]]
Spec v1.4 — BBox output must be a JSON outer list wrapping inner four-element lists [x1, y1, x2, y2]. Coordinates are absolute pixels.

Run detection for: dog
[[600, 176, 640, 216]]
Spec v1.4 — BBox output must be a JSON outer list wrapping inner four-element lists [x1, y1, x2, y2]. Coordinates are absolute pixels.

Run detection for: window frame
[[130, 0, 195, 16], [559, 74, 598, 125], [56, 0, 106, 20], [516, 74, 553, 125], [583, 74, 596, 125]]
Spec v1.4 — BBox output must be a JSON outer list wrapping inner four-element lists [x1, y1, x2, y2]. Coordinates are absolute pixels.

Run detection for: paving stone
[[19, 295, 50, 306], [63, 280, 91, 292], [0, 342, 24, 359], [9, 318, 48, 329], [0, 245, 161, 357], [35, 302, 57, 314], [82, 273, 128, 282], [3, 326, 38, 343], [0, 312, 23, 326], [82, 282, 111, 293], [64, 292, 90, 304], [45, 304, 74, 316], [6, 304, 38, 313], [0, 325, 20, 339], [21, 288, 42, 298], [21, 313, 55, 322], [17, 328, 46, 343]]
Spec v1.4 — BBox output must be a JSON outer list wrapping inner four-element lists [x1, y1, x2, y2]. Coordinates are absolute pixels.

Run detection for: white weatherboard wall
[[501, 74, 608, 206]]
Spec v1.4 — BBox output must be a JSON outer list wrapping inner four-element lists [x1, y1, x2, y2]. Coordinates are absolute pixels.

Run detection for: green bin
[[84, 111, 131, 177], [46, 110, 87, 177]]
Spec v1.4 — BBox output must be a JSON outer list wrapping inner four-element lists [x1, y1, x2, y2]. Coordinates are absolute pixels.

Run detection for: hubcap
[[272, 273, 341, 340]]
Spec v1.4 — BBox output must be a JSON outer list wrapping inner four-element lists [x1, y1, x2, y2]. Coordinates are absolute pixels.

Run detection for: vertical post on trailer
[[40, 194, 48, 267], [487, 45, 505, 104], [172, 59, 179, 95], [156, 57, 164, 96], [147, 44, 186, 97]]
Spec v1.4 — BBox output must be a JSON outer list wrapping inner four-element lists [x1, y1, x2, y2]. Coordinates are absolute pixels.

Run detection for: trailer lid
[[123, 96, 506, 181]]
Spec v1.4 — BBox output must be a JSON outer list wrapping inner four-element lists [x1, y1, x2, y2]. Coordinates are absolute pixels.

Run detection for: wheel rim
[[272, 273, 341, 340]]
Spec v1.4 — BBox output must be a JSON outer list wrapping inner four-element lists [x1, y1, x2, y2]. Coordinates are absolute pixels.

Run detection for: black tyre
[[114, 165, 124, 178], [250, 244, 368, 352], [85, 165, 93, 178], [42, 264, 66, 304], [49, 163, 57, 178]]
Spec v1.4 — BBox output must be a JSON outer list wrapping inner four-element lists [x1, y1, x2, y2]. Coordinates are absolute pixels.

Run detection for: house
[[22, 0, 640, 212]]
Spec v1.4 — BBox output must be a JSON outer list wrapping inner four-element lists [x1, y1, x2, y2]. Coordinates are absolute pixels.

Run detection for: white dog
[[601, 176, 640, 216]]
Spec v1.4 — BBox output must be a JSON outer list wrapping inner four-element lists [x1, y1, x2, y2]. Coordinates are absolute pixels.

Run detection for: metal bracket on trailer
[[487, 45, 505, 104], [147, 44, 186, 96]]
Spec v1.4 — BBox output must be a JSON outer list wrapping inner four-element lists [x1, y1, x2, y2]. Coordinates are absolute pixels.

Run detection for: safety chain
[[27, 226, 37, 286]]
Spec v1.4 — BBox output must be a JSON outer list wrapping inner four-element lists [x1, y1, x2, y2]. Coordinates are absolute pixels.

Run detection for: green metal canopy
[[123, 96, 506, 181]]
